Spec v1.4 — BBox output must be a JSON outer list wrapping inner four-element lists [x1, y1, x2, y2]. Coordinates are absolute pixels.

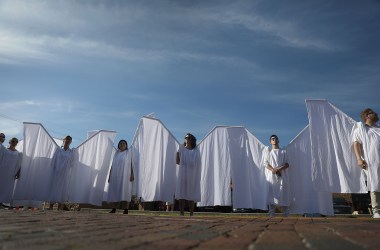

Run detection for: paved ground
[[0, 209, 379, 250]]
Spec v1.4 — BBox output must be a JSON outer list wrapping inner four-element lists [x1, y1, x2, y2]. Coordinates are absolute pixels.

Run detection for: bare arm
[[354, 141, 367, 169]]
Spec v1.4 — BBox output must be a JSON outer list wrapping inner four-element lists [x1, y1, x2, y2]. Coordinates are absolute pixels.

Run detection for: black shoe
[[109, 208, 116, 213], [123, 209, 128, 214]]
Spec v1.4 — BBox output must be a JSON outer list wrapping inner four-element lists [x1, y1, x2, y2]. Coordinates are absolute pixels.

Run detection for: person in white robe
[[176, 133, 201, 216], [264, 135, 290, 217], [107, 139, 134, 214], [353, 108, 380, 219], [49, 135, 75, 210], [0, 138, 22, 206]]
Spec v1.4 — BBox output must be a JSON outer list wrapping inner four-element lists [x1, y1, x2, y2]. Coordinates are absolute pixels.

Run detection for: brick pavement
[[0, 209, 379, 250]]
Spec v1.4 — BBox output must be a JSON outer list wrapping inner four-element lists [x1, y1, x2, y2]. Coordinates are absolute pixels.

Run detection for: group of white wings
[[11, 100, 371, 215]]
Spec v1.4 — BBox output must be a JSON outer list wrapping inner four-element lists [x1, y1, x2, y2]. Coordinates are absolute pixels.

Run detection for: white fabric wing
[[68, 130, 116, 206], [286, 126, 334, 215], [197, 127, 231, 206], [13, 123, 59, 201], [131, 117, 179, 202], [306, 100, 366, 193]]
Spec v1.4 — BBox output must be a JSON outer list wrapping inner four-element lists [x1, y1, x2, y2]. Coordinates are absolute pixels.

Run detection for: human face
[[0, 133, 5, 143], [119, 141, 127, 151], [270, 137, 279, 145], [367, 110, 379, 123], [63, 138, 72, 149]]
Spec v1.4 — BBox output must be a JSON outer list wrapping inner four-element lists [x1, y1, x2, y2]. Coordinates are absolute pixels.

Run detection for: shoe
[[373, 213, 380, 219], [109, 208, 116, 213], [123, 209, 128, 214]]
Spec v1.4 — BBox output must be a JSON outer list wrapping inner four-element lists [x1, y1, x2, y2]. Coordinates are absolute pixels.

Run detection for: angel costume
[[49, 148, 75, 203], [0, 149, 22, 203], [107, 149, 133, 202], [175, 145, 201, 202], [352, 122, 380, 214], [263, 147, 290, 214]]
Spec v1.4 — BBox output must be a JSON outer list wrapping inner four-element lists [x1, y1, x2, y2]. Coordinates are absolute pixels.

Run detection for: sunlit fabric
[[131, 117, 179, 202], [68, 130, 116, 206], [306, 100, 366, 193], [198, 126, 267, 210], [286, 126, 334, 216], [13, 123, 58, 202]]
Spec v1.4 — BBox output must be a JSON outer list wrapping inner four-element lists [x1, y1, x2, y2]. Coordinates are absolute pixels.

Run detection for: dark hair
[[360, 108, 379, 123], [118, 139, 128, 150], [269, 134, 279, 141], [64, 135, 72, 141], [184, 133, 197, 149]]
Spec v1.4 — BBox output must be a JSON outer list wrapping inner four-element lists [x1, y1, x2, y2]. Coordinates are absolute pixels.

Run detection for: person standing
[[264, 135, 290, 217], [49, 135, 75, 210], [353, 108, 380, 219], [175, 133, 201, 216], [107, 139, 134, 214], [0, 138, 22, 206]]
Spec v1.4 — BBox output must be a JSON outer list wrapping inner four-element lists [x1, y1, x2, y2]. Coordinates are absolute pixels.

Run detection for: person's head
[[118, 139, 128, 151], [184, 133, 197, 149], [8, 137, 18, 148], [0, 133, 5, 144], [360, 108, 379, 123], [269, 134, 279, 145], [63, 135, 72, 149]]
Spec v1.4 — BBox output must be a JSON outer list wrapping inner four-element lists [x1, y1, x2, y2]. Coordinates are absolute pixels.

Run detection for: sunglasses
[[11, 140, 18, 143]]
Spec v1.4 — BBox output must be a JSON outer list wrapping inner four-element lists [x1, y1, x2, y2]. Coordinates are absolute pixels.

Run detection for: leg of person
[[189, 200, 194, 216], [109, 202, 117, 213], [268, 204, 275, 217], [282, 206, 290, 217], [179, 199, 185, 216], [122, 201, 129, 214], [370, 191, 380, 218]]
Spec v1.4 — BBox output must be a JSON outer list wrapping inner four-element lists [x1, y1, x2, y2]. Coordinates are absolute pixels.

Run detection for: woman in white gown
[[107, 139, 134, 214], [0, 138, 22, 206], [176, 133, 201, 216]]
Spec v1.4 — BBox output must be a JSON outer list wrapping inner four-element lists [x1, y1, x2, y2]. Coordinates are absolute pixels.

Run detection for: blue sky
[[1, 0, 380, 147]]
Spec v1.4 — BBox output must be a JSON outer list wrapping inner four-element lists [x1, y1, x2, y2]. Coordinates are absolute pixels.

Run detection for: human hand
[[357, 159, 367, 170]]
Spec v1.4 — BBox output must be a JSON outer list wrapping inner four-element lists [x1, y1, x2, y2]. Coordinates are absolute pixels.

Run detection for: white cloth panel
[[131, 117, 179, 202], [0, 149, 22, 203], [229, 128, 267, 210], [68, 130, 116, 206], [306, 100, 366, 193], [286, 126, 334, 216], [13, 123, 58, 201], [197, 127, 231, 206]]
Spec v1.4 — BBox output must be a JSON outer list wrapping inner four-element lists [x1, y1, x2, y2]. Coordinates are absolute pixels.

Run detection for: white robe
[[49, 148, 74, 203], [176, 145, 201, 201], [264, 147, 290, 206], [352, 122, 380, 192], [107, 150, 133, 202], [0, 149, 22, 203]]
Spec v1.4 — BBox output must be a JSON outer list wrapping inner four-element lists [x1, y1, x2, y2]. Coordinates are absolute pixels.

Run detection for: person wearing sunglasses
[[263, 135, 290, 217], [0, 138, 22, 207], [175, 133, 201, 216], [353, 108, 380, 219]]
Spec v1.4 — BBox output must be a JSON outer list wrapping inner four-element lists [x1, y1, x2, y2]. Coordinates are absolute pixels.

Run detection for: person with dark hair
[[0, 138, 22, 207], [263, 135, 290, 217], [107, 139, 134, 214], [353, 108, 380, 219], [49, 135, 75, 210], [175, 133, 201, 216], [0, 133, 5, 146]]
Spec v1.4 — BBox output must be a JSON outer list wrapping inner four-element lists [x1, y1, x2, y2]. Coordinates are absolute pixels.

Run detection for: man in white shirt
[[353, 108, 380, 219]]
